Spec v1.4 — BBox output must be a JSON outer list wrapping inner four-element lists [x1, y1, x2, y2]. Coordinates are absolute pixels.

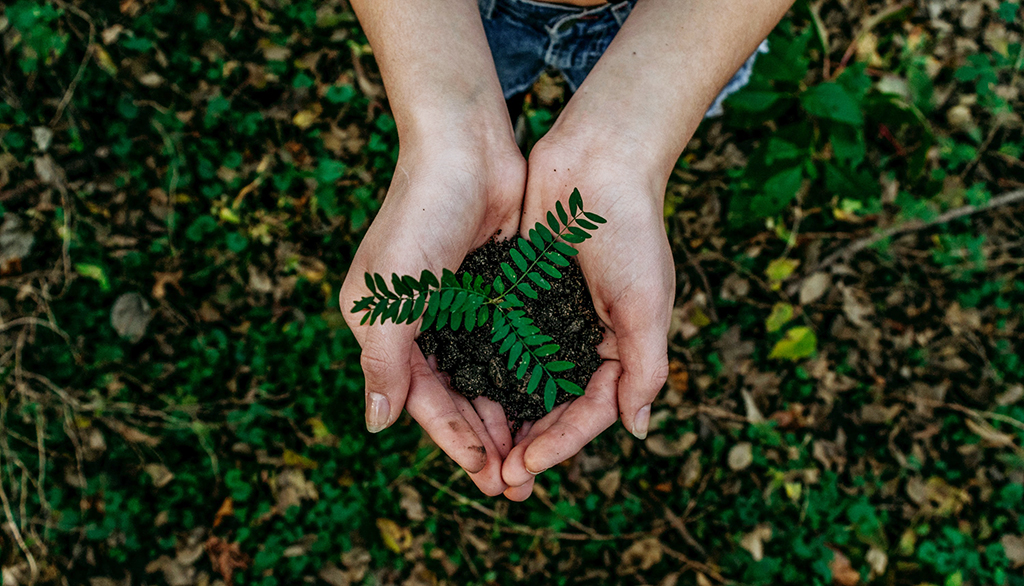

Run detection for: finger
[[502, 361, 621, 487], [614, 314, 670, 441], [405, 350, 490, 475], [522, 361, 621, 475], [453, 392, 508, 497], [503, 478, 534, 502], [473, 396, 513, 459], [501, 400, 574, 489], [358, 322, 417, 433]]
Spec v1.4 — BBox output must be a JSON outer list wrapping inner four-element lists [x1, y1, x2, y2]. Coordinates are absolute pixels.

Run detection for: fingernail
[[632, 404, 651, 440], [366, 392, 390, 433], [526, 465, 545, 476]]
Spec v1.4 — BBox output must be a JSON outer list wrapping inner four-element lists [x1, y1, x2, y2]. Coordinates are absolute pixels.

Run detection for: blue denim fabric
[[478, 0, 768, 118]]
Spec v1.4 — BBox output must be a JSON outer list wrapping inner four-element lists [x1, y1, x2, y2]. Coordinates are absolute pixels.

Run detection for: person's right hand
[[339, 133, 525, 496]]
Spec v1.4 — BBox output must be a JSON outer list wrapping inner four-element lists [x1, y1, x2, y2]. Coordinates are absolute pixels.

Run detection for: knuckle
[[360, 347, 393, 380]]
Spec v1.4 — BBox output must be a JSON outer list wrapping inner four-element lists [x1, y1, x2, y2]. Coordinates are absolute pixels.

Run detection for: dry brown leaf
[[399, 484, 426, 522], [799, 272, 831, 305], [213, 497, 234, 528], [619, 537, 663, 573], [598, 469, 621, 498], [377, 518, 413, 554], [1001, 534, 1024, 567], [205, 536, 250, 586], [740, 524, 773, 561], [111, 292, 152, 343], [144, 463, 174, 488], [965, 418, 1015, 448], [829, 548, 859, 586], [728, 442, 754, 471]]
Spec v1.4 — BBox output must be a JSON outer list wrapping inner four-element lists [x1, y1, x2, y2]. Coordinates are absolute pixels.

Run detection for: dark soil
[[417, 237, 603, 425]]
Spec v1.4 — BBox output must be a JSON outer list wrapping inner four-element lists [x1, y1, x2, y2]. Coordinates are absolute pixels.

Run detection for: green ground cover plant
[[1, 0, 1023, 585]]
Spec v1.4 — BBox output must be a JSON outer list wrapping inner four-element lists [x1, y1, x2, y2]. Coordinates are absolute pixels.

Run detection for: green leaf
[[569, 188, 583, 215], [501, 262, 517, 282], [492, 310, 506, 331], [524, 334, 553, 345], [492, 324, 510, 343], [534, 344, 560, 357], [435, 309, 448, 329], [493, 275, 505, 295], [440, 289, 454, 309], [464, 307, 475, 332], [544, 378, 557, 412], [420, 270, 438, 289], [546, 251, 570, 267], [529, 228, 544, 250], [508, 342, 523, 370], [401, 274, 419, 294], [450, 290, 469, 313], [517, 282, 538, 299], [769, 326, 818, 361], [364, 273, 376, 294], [556, 201, 569, 226], [765, 302, 794, 333], [516, 355, 530, 379], [546, 361, 574, 372], [450, 308, 463, 331], [537, 224, 554, 243], [583, 212, 606, 224], [477, 305, 489, 327], [441, 268, 457, 287], [374, 274, 393, 298], [370, 300, 387, 325], [462, 272, 472, 289], [527, 272, 551, 290], [517, 237, 536, 261], [727, 90, 784, 112], [392, 274, 412, 296], [420, 304, 437, 331], [396, 299, 413, 322], [498, 333, 515, 354], [563, 232, 585, 244], [527, 364, 543, 394], [351, 297, 374, 313], [410, 293, 426, 322], [556, 379, 584, 395], [361, 312, 371, 326], [552, 241, 578, 257], [801, 82, 864, 126], [426, 290, 440, 317], [509, 248, 527, 272], [537, 261, 562, 279], [505, 293, 523, 307], [547, 211, 559, 233], [576, 218, 597, 231]]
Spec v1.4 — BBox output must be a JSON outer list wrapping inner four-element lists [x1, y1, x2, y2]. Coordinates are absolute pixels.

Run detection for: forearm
[[549, 0, 794, 182], [350, 0, 513, 148]]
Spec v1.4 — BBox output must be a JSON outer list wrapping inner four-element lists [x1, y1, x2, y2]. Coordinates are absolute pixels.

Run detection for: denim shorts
[[478, 0, 768, 117]]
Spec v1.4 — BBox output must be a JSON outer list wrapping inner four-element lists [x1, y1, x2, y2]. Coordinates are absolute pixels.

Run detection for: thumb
[[359, 323, 416, 433], [615, 313, 670, 441]]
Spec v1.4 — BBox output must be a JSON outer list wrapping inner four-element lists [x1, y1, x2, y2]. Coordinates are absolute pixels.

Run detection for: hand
[[500, 136, 674, 500], [340, 136, 525, 496]]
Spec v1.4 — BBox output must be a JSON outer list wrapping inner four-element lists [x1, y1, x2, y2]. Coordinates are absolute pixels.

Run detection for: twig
[[664, 505, 707, 557], [659, 542, 728, 584], [833, 2, 913, 78], [49, 0, 96, 127], [680, 245, 718, 322], [0, 442, 39, 583], [811, 188, 1024, 275]]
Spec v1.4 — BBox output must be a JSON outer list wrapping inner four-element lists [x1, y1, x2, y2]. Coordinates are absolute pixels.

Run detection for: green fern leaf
[[556, 201, 569, 226], [492, 310, 506, 331], [537, 261, 562, 279], [576, 218, 597, 231], [563, 232, 585, 244], [435, 309, 448, 329], [374, 274, 392, 298], [364, 273, 376, 294], [402, 274, 419, 293], [493, 275, 505, 295], [397, 299, 413, 322], [501, 262, 516, 282], [370, 300, 387, 324], [498, 333, 515, 354], [426, 290, 440, 317], [420, 307, 436, 331], [517, 237, 536, 261], [556, 378, 584, 395], [477, 305, 489, 327], [528, 229, 544, 250], [568, 226, 589, 240], [546, 212, 559, 234], [536, 224, 554, 243], [360, 312, 371, 326], [523, 334, 552, 345], [420, 269, 439, 289], [527, 364, 543, 394], [450, 308, 463, 331], [544, 377, 557, 412], [441, 268, 457, 286], [508, 342, 523, 370], [505, 293, 524, 307], [517, 282, 538, 299], [552, 241, 578, 257], [534, 343, 560, 357], [451, 290, 469, 313], [351, 296, 374, 313], [547, 361, 574, 372], [528, 272, 551, 290], [569, 188, 583, 215], [545, 251, 569, 267], [464, 307, 475, 332], [410, 293, 426, 322], [440, 289, 454, 309], [516, 355, 529, 379], [509, 248, 527, 272], [583, 211, 607, 224]]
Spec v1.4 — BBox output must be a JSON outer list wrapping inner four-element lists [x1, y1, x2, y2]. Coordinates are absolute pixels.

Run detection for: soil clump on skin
[[417, 237, 603, 425]]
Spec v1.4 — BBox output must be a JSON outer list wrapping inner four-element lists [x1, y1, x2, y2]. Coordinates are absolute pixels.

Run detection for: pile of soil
[[417, 237, 603, 424]]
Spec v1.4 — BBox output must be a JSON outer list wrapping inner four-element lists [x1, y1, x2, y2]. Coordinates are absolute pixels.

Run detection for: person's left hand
[[499, 132, 675, 500]]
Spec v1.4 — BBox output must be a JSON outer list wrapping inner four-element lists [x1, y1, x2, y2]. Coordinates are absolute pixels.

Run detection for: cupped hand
[[340, 139, 525, 496], [501, 137, 674, 500]]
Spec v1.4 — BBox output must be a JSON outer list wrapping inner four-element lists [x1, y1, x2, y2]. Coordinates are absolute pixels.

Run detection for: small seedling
[[351, 188, 605, 411]]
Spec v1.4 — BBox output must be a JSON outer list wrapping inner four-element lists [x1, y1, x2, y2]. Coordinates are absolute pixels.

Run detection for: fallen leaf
[[965, 418, 1015, 448], [740, 524, 773, 561], [841, 286, 875, 327], [619, 537, 663, 573], [769, 326, 818, 361], [829, 548, 859, 586], [765, 302, 794, 333], [865, 546, 888, 577], [1001, 534, 1024, 567], [282, 449, 318, 469], [144, 463, 174, 488], [213, 497, 234, 528], [646, 432, 697, 458], [111, 292, 152, 343], [0, 216, 35, 273], [399, 484, 426, 522], [377, 518, 413, 553], [799, 272, 831, 304], [205, 536, 250, 586], [598, 469, 621, 497], [728, 442, 754, 471], [765, 258, 800, 290]]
